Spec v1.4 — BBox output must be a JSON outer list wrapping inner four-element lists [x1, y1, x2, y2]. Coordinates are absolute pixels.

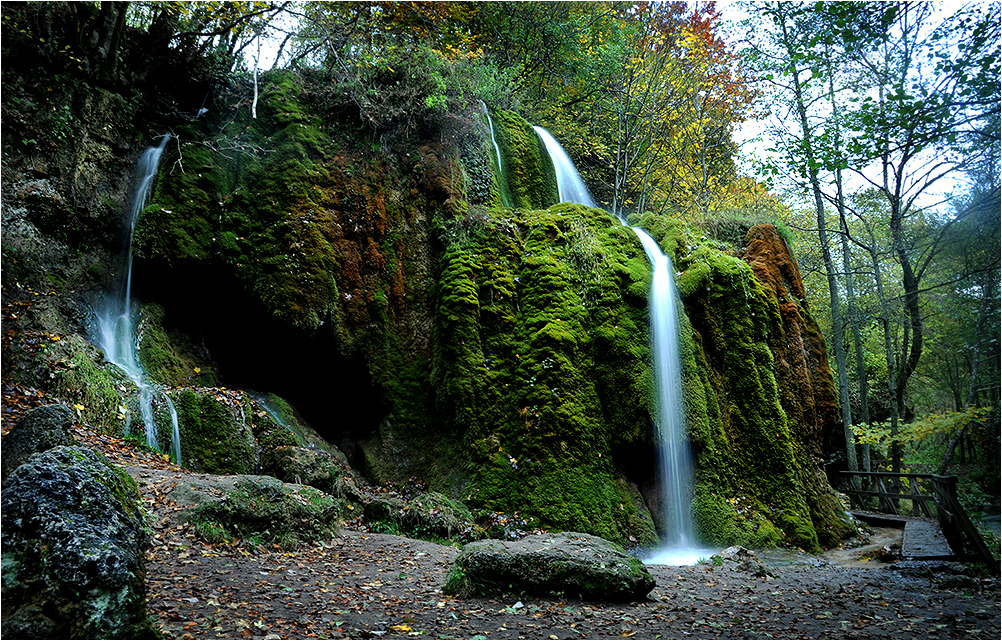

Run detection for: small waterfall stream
[[94, 135, 181, 463], [533, 126, 707, 563], [480, 101, 509, 208], [532, 126, 596, 208]]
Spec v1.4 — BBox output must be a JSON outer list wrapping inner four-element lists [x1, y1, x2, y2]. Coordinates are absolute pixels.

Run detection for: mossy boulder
[[175, 388, 256, 475], [443, 532, 655, 601], [1, 446, 155, 639], [173, 475, 343, 549], [362, 491, 482, 542], [0, 404, 77, 483], [261, 446, 361, 505]]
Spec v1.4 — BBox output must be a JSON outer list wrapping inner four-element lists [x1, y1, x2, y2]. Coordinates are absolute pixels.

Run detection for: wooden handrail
[[832, 470, 998, 573], [839, 471, 940, 479]]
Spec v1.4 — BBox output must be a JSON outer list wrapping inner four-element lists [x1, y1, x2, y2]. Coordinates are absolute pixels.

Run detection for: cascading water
[[94, 135, 180, 462], [532, 126, 596, 208], [534, 126, 709, 563], [480, 101, 509, 208], [631, 229, 711, 565]]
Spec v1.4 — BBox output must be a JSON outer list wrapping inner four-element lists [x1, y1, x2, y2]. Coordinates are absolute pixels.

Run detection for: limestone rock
[[1, 445, 154, 639], [172, 474, 344, 548], [444, 532, 655, 601], [1, 404, 77, 484], [712, 545, 773, 577], [363, 491, 481, 541]]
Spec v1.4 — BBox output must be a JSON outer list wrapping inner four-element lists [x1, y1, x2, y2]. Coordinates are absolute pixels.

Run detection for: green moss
[[50, 348, 126, 434], [626, 218, 839, 552], [176, 389, 256, 475], [137, 71, 339, 332], [431, 204, 657, 545], [491, 110, 558, 209], [135, 303, 217, 387], [188, 477, 341, 548]]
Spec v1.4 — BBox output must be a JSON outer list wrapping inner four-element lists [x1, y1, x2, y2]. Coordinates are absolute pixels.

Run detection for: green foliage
[[853, 407, 994, 448]]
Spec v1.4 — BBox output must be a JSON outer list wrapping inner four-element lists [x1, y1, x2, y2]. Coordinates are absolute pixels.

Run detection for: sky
[[716, 0, 986, 213]]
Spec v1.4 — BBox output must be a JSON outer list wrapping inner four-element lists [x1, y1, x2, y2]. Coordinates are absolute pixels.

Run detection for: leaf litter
[[1, 378, 999, 639]]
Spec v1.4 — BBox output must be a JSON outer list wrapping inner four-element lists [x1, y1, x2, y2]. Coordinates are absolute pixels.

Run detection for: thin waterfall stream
[[480, 101, 509, 208], [533, 125, 709, 563], [93, 135, 181, 465], [532, 126, 596, 208]]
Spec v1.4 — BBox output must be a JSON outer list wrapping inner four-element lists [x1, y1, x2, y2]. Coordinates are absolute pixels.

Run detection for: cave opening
[[132, 257, 388, 460]]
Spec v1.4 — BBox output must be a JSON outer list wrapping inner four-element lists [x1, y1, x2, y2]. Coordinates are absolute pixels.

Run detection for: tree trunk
[[778, 14, 858, 474], [938, 276, 995, 475]]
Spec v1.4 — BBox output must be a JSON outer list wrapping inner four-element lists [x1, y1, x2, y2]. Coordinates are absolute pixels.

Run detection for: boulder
[[1, 445, 155, 639], [1, 404, 76, 483], [711, 545, 773, 577], [261, 445, 362, 501], [363, 491, 482, 541], [443, 532, 655, 601], [173, 474, 345, 548]]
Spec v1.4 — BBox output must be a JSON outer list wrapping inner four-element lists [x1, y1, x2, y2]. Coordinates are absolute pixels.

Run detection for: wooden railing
[[835, 471, 998, 572]]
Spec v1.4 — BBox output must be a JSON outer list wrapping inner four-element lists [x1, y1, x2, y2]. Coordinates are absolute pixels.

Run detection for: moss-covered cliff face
[[484, 109, 558, 210], [654, 220, 854, 552], [2, 58, 852, 550], [430, 204, 657, 544]]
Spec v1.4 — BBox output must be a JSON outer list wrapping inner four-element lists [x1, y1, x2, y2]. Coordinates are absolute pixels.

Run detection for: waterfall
[[165, 394, 181, 467], [480, 101, 509, 208], [94, 135, 180, 461], [631, 229, 701, 548], [534, 127, 708, 562], [532, 126, 596, 208]]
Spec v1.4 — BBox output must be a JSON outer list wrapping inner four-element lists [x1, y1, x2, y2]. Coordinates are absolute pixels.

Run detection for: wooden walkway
[[851, 511, 955, 560], [837, 471, 998, 572]]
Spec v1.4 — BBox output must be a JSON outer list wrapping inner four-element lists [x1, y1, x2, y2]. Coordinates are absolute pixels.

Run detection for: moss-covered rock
[[484, 108, 558, 210], [430, 203, 657, 545], [0, 404, 77, 483], [48, 337, 129, 434], [261, 446, 360, 503], [175, 388, 256, 475], [443, 532, 655, 601], [646, 218, 854, 552], [362, 491, 482, 542], [175, 475, 343, 549], [1, 446, 156, 639], [135, 302, 218, 387]]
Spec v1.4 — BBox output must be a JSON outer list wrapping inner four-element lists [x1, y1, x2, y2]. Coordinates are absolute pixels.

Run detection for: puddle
[[755, 527, 904, 570]]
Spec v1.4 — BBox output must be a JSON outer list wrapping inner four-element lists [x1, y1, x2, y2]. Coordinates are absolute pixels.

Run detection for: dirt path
[[144, 527, 999, 640], [3, 388, 998, 641], [125, 446, 998, 641]]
